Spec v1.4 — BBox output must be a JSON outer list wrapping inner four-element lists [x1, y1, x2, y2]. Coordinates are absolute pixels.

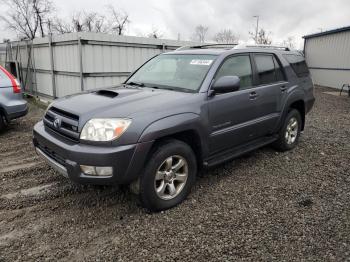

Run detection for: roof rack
[[235, 44, 290, 51], [176, 43, 238, 51]]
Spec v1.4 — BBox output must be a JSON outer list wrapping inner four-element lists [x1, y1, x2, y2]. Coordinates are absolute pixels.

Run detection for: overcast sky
[[1, 0, 350, 48]]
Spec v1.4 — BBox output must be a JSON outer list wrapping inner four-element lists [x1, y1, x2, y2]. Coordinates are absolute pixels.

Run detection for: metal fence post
[[49, 34, 56, 98], [78, 37, 84, 91], [31, 41, 38, 97]]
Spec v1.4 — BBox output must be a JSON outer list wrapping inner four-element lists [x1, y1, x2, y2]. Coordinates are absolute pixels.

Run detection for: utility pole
[[253, 15, 259, 44]]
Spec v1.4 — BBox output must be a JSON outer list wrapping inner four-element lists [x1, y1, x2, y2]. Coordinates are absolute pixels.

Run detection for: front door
[[208, 54, 258, 154]]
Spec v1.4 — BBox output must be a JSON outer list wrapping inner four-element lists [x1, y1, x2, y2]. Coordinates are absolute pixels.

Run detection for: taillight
[[13, 78, 21, 93], [0, 65, 21, 93]]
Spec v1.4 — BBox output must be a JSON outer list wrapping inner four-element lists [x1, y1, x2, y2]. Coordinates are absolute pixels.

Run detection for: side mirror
[[211, 76, 240, 94]]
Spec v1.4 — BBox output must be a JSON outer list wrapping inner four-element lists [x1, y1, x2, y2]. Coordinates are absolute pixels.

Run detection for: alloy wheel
[[154, 155, 189, 200]]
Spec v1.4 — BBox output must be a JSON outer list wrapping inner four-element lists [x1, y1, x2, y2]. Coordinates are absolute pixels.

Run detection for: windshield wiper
[[125, 81, 145, 87], [150, 85, 195, 93]]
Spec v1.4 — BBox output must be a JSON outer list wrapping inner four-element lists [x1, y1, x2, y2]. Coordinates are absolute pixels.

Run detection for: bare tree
[[0, 0, 54, 39], [214, 29, 238, 44], [249, 28, 272, 45], [83, 12, 107, 33], [192, 25, 208, 43], [32, 0, 53, 37], [92, 14, 107, 33], [106, 5, 130, 35], [71, 12, 84, 32], [48, 17, 72, 34], [282, 36, 296, 49], [147, 27, 163, 39], [49, 11, 108, 34]]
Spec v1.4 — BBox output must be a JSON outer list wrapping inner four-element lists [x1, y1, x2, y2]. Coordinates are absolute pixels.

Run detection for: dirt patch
[[0, 86, 349, 261]]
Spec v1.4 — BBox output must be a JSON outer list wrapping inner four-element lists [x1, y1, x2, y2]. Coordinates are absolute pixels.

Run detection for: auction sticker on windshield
[[190, 59, 213, 66]]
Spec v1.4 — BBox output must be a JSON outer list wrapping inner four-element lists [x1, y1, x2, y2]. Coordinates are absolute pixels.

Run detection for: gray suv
[[33, 45, 315, 211], [0, 65, 28, 131]]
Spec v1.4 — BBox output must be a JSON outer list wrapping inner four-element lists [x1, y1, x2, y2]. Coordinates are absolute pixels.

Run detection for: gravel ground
[[0, 86, 349, 261]]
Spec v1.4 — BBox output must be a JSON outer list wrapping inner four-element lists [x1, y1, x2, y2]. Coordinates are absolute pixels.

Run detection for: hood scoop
[[94, 89, 119, 98]]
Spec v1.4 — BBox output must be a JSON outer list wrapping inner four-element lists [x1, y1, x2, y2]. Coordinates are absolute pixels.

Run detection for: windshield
[[126, 54, 217, 92]]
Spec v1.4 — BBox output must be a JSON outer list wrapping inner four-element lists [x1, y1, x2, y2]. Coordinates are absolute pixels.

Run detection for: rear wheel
[[273, 109, 302, 151], [0, 113, 8, 132], [139, 140, 197, 212]]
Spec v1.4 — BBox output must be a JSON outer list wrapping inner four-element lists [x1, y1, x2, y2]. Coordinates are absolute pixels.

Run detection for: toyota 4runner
[[33, 44, 315, 211]]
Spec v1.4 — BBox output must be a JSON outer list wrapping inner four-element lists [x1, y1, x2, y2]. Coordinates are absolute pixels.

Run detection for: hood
[[51, 87, 200, 121]]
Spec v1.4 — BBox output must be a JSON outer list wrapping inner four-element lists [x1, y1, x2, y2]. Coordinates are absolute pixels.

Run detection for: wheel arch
[[138, 113, 208, 169], [278, 90, 306, 132], [288, 100, 305, 131]]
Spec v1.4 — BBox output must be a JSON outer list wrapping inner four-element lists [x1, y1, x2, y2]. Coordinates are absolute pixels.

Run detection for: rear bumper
[[4, 100, 28, 120], [33, 121, 153, 185]]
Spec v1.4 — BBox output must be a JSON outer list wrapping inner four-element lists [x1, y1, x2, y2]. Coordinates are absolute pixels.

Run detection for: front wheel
[[273, 109, 302, 151], [139, 140, 197, 212]]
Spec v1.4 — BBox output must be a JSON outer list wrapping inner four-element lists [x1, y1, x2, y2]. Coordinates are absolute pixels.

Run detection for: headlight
[[80, 118, 131, 141]]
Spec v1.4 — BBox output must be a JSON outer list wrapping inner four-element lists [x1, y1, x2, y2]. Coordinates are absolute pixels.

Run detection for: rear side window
[[254, 54, 286, 85], [255, 55, 276, 85], [283, 54, 309, 77], [273, 56, 285, 82]]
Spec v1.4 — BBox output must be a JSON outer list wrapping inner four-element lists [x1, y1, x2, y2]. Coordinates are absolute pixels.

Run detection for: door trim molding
[[210, 112, 280, 137]]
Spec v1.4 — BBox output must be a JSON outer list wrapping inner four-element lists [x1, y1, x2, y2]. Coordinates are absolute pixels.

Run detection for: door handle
[[280, 85, 287, 92], [249, 91, 258, 99]]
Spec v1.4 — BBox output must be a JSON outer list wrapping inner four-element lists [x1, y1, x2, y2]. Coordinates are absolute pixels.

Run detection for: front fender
[[138, 113, 203, 141], [138, 113, 208, 156]]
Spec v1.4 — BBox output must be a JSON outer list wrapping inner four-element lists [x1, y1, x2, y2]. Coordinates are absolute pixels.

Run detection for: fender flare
[[138, 113, 209, 157], [277, 89, 306, 131]]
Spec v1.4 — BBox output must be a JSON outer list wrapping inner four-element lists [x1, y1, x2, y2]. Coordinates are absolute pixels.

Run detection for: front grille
[[37, 143, 66, 166], [44, 107, 80, 142]]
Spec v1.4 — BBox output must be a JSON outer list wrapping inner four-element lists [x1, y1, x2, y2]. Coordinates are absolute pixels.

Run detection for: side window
[[215, 55, 253, 89], [273, 56, 285, 81], [283, 54, 309, 77], [255, 54, 276, 85]]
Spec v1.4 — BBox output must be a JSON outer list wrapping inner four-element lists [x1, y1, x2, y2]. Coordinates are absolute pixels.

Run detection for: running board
[[203, 135, 278, 168]]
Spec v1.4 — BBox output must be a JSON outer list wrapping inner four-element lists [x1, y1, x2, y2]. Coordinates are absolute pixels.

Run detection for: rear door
[[250, 53, 287, 137]]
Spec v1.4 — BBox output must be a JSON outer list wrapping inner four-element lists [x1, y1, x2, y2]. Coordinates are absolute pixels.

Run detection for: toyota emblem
[[53, 118, 61, 129]]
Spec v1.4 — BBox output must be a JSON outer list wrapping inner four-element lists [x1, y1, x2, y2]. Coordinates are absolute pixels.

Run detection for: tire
[[273, 109, 302, 152], [139, 139, 197, 212], [0, 113, 8, 132]]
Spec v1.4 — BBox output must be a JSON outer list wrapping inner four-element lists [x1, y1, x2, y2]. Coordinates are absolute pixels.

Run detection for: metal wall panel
[[309, 69, 350, 89], [32, 46, 51, 70], [305, 30, 350, 89], [54, 44, 80, 72], [55, 75, 81, 97], [36, 72, 53, 96]]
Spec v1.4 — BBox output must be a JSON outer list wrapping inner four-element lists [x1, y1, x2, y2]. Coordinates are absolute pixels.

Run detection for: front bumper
[[33, 121, 153, 185]]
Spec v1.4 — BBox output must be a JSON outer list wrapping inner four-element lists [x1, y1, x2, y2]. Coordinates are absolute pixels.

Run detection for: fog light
[[80, 165, 96, 175], [80, 165, 113, 176], [95, 166, 113, 176]]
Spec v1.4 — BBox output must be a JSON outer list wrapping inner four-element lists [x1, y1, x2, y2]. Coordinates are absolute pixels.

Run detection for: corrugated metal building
[[303, 26, 350, 89], [0, 33, 198, 98]]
